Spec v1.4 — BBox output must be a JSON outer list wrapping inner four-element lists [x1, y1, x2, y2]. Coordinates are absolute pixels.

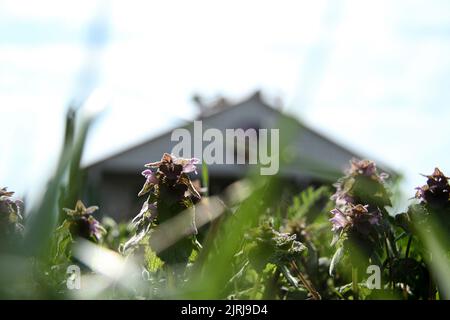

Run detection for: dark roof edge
[[85, 91, 398, 178]]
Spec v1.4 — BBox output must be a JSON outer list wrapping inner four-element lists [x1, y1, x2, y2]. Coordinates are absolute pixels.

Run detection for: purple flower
[[145, 153, 200, 174], [138, 169, 159, 197], [330, 182, 354, 207], [352, 205, 382, 235], [331, 159, 390, 209], [379, 172, 389, 182], [330, 208, 350, 232], [414, 186, 427, 201], [126, 153, 202, 258], [173, 156, 200, 174], [349, 159, 376, 176], [415, 167, 450, 207], [142, 169, 158, 184], [63, 201, 106, 242], [348, 158, 389, 182], [330, 204, 381, 236], [89, 219, 104, 242], [368, 212, 381, 225], [141, 153, 201, 199]]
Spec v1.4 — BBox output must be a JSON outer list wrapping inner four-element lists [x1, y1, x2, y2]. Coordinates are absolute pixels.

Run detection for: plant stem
[[166, 265, 176, 292], [405, 235, 413, 259], [262, 267, 280, 300], [291, 261, 321, 300], [352, 266, 359, 300], [384, 237, 394, 290], [251, 273, 262, 300], [429, 275, 436, 300]]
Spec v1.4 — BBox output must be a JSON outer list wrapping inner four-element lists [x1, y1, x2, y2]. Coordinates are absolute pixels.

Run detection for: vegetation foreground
[[1, 111, 450, 300]]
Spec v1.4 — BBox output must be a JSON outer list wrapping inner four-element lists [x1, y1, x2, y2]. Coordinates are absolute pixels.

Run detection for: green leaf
[[280, 264, 299, 288], [329, 246, 344, 276]]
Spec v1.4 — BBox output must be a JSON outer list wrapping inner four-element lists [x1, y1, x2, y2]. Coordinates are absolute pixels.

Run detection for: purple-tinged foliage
[[415, 167, 450, 208], [63, 200, 106, 242], [397, 167, 450, 236], [124, 153, 202, 264], [330, 208, 350, 232], [142, 169, 158, 185], [331, 158, 391, 210], [0, 187, 24, 236], [139, 153, 201, 198], [330, 204, 381, 236], [328, 160, 390, 277], [348, 159, 388, 182]]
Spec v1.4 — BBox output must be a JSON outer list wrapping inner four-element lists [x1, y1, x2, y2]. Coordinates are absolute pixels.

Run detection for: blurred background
[[1, 0, 450, 211]]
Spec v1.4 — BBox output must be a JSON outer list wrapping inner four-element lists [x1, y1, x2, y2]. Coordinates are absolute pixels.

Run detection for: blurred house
[[85, 91, 392, 221]]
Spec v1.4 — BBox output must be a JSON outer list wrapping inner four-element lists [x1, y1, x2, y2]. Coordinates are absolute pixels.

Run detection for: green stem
[[291, 261, 321, 300], [352, 266, 359, 300], [384, 237, 394, 290], [262, 268, 280, 300], [251, 273, 262, 300], [166, 265, 176, 292], [429, 275, 436, 300], [405, 235, 413, 259]]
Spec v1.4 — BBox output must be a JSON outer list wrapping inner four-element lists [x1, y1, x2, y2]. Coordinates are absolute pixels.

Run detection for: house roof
[[85, 91, 397, 180]]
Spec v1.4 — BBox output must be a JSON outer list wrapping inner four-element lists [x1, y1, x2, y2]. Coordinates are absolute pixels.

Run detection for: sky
[[1, 0, 450, 210]]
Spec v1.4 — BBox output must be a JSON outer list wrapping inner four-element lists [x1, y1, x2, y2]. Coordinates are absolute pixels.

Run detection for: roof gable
[[86, 91, 396, 181]]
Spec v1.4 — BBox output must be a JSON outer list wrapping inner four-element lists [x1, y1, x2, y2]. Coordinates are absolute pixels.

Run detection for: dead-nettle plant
[[170, 121, 280, 175], [5, 145, 450, 299], [326, 160, 450, 299], [61, 200, 106, 242], [122, 153, 202, 266], [409, 168, 450, 229], [396, 168, 450, 236], [243, 220, 321, 300], [328, 159, 395, 297], [0, 187, 24, 250], [394, 167, 450, 299], [52, 200, 106, 264]]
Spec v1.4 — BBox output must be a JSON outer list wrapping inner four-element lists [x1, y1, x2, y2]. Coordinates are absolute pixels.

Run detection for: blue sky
[[1, 0, 450, 210]]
